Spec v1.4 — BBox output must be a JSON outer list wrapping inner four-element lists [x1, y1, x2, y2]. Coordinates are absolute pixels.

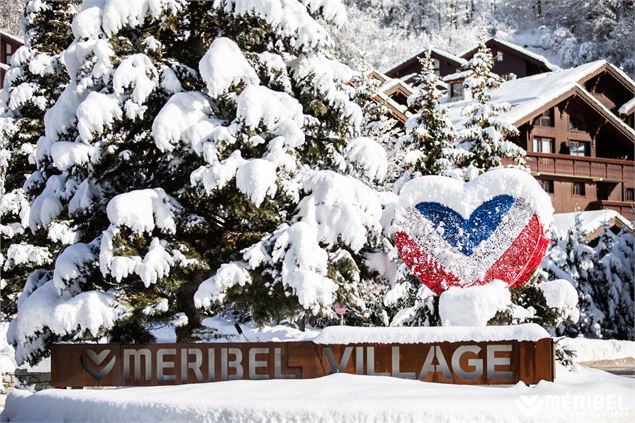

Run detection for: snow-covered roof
[[600, 62, 635, 93], [0, 30, 24, 45], [442, 70, 471, 82], [551, 210, 633, 239], [446, 60, 635, 138], [383, 47, 466, 75], [619, 97, 635, 115], [442, 70, 499, 83], [460, 38, 559, 72]]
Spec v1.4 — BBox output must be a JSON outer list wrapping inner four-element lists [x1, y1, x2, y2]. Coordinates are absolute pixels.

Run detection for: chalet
[[384, 48, 466, 83], [366, 69, 415, 124], [446, 60, 635, 220], [460, 38, 558, 79], [1, 30, 23, 86]]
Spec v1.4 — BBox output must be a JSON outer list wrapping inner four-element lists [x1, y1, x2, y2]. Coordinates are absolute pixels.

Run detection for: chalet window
[[536, 108, 554, 127], [539, 179, 554, 194], [572, 182, 585, 196], [627, 188, 634, 202], [496, 51, 504, 62], [597, 183, 611, 201], [450, 82, 464, 98], [569, 141, 589, 157], [568, 114, 587, 131], [5, 43, 12, 64], [532, 137, 554, 153], [433, 59, 440, 74], [389, 91, 408, 106]]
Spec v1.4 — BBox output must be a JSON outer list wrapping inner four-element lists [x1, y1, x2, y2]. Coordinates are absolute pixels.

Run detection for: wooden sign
[[51, 338, 554, 387]]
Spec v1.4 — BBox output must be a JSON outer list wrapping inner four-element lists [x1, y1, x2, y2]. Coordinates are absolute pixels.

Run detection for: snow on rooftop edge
[[551, 210, 632, 238], [618, 96, 635, 115], [445, 60, 628, 130], [382, 47, 466, 74], [491, 38, 559, 71], [313, 323, 550, 344]]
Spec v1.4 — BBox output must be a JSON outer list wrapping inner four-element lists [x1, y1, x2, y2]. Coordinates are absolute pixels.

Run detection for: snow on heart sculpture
[[394, 168, 553, 294]]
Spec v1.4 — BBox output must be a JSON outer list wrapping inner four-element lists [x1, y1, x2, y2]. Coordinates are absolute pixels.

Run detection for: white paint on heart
[[396, 168, 553, 227], [400, 198, 535, 284]]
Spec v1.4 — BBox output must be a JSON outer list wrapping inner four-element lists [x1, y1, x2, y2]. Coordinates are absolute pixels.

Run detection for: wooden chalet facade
[[509, 84, 635, 220], [460, 38, 556, 79], [0, 30, 23, 86], [384, 48, 465, 82]]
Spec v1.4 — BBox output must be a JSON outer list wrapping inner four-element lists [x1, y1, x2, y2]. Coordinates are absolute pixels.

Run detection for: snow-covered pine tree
[[396, 49, 467, 180], [377, 50, 470, 327], [458, 35, 525, 175], [590, 224, 634, 339], [8, 0, 392, 365], [542, 213, 601, 337], [349, 65, 400, 187], [0, 0, 79, 319], [190, 1, 391, 329]]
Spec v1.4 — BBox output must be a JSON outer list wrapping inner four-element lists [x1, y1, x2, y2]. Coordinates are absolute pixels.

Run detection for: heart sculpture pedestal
[[394, 168, 553, 294]]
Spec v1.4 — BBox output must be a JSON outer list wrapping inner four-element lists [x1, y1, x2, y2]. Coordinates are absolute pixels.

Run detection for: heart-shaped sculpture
[[394, 168, 553, 294]]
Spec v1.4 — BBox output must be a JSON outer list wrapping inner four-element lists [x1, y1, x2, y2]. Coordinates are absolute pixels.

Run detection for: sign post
[[334, 303, 347, 326]]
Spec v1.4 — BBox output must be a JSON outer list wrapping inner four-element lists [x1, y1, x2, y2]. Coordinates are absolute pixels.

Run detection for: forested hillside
[[334, 0, 634, 77]]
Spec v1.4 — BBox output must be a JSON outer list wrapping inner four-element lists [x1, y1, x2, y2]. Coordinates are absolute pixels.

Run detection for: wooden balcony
[[520, 153, 634, 182]]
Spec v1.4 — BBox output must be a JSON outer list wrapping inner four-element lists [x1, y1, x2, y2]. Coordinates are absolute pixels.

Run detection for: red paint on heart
[[394, 214, 549, 294]]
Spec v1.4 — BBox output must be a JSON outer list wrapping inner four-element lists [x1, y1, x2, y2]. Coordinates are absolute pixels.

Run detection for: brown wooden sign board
[[51, 339, 554, 387]]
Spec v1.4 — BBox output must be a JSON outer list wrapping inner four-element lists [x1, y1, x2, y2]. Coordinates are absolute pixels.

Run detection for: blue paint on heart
[[415, 195, 515, 256]]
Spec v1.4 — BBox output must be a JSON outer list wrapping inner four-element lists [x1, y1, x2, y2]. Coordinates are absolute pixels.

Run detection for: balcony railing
[[516, 153, 634, 182]]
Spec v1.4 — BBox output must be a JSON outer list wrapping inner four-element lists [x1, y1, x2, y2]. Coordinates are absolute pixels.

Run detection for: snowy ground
[[1, 364, 633, 422], [1, 319, 634, 420]]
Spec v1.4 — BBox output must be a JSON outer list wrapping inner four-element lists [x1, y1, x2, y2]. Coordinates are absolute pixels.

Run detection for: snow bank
[[438, 280, 511, 326], [561, 338, 635, 364], [201, 316, 320, 343], [313, 323, 549, 344], [4, 365, 631, 422]]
